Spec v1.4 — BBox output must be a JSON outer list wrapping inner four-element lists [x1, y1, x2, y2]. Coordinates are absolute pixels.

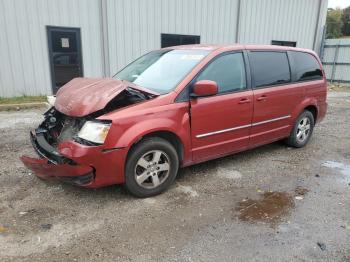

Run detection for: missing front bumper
[[20, 131, 95, 186], [29, 130, 71, 164], [20, 155, 94, 186], [22, 128, 127, 188]]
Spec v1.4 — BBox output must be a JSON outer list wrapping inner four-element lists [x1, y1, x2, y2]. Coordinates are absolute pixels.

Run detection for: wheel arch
[[304, 105, 318, 123], [292, 98, 318, 125], [127, 130, 185, 166]]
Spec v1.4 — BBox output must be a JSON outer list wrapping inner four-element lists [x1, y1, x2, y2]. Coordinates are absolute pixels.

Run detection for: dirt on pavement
[[0, 91, 349, 262]]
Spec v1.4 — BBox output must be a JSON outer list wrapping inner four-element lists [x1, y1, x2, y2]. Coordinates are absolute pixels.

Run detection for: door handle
[[238, 98, 251, 104], [256, 95, 267, 101]]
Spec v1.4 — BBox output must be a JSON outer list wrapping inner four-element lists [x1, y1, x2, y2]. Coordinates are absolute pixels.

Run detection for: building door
[[161, 34, 200, 48], [47, 26, 83, 94]]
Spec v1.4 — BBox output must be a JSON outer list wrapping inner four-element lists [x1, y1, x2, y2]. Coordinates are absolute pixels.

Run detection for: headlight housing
[[77, 121, 111, 144]]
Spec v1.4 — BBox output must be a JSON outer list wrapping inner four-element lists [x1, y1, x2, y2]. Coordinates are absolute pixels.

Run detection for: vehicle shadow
[[177, 140, 289, 180], [51, 140, 290, 200]]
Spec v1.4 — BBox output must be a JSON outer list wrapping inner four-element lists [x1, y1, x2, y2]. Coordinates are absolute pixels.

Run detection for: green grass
[[0, 96, 47, 105]]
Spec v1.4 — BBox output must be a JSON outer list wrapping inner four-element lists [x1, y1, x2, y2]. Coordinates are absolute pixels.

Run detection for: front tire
[[286, 110, 314, 148], [124, 137, 179, 197]]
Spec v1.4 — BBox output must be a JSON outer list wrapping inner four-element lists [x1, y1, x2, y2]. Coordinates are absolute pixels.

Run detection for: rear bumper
[[20, 130, 127, 188], [317, 102, 327, 124]]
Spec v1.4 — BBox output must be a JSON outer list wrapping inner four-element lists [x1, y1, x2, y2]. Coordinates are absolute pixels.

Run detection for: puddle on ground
[[322, 161, 350, 182], [236, 192, 295, 225]]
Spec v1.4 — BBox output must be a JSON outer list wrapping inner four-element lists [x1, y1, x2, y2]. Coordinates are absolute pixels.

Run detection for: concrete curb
[[0, 102, 49, 111]]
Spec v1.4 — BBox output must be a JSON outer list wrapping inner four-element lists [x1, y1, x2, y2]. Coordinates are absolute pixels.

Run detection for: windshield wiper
[[121, 80, 160, 98], [126, 87, 148, 100]]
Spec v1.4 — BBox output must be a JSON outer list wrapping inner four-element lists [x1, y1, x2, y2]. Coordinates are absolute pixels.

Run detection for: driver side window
[[196, 52, 247, 94]]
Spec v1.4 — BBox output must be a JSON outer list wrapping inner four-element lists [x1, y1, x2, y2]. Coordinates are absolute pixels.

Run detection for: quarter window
[[196, 53, 246, 94], [249, 51, 291, 88], [292, 52, 323, 81]]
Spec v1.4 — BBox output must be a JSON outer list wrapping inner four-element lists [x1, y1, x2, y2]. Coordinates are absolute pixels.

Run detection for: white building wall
[[0, 0, 104, 97], [105, 0, 239, 76], [238, 0, 327, 52], [315, 0, 328, 54], [0, 0, 328, 97]]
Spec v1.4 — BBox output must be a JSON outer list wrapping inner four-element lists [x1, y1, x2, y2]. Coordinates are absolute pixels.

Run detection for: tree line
[[326, 6, 350, 39]]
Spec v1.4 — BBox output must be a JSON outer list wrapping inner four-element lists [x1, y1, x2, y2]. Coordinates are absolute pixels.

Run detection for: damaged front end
[[21, 78, 157, 187], [21, 108, 98, 186]]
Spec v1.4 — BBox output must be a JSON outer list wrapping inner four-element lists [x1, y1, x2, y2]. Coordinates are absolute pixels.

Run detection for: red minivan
[[21, 45, 327, 197]]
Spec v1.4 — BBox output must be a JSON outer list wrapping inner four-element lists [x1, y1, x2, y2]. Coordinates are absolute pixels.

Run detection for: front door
[[190, 52, 253, 161], [47, 26, 83, 94], [248, 51, 303, 147]]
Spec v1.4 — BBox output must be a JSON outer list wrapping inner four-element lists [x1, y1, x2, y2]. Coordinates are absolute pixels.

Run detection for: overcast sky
[[328, 0, 349, 9]]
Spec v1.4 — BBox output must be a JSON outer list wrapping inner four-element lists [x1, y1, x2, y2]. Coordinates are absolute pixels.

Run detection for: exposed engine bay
[[39, 108, 86, 147], [39, 88, 151, 148]]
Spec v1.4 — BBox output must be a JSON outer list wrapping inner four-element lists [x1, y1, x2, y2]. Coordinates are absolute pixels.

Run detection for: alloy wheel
[[134, 150, 170, 189], [296, 117, 311, 143]]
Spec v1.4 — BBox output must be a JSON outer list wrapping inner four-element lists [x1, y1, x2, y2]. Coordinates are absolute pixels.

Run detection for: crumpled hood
[[54, 78, 126, 117], [54, 77, 158, 117]]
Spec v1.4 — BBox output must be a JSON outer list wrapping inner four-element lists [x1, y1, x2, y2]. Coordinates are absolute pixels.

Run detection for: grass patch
[[0, 96, 47, 105]]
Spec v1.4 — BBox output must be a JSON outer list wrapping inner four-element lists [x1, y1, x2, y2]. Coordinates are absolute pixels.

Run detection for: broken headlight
[[77, 121, 111, 144]]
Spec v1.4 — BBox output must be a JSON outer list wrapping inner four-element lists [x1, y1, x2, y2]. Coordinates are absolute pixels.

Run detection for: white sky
[[328, 0, 349, 9]]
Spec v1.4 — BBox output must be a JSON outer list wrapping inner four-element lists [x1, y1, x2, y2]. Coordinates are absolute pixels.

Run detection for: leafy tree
[[326, 8, 343, 38], [341, 6, 350, 36]]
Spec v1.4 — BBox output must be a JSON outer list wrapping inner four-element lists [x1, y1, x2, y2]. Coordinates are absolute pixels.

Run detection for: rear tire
[[124, 137, 179, 198], [285, 110, 314, 148]]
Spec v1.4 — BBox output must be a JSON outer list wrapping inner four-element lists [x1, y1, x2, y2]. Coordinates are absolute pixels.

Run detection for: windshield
[[114, 49, 210, 94]]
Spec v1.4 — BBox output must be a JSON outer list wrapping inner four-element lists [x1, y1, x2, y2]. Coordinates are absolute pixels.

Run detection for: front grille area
[[30, 107, 87, 165], [57, 117, 84, 144], [39, 107, 86, 148], [30, 131, 75, 165]]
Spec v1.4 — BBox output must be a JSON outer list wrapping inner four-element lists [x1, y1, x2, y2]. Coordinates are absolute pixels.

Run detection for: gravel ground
[[0, 91, 349, 262]]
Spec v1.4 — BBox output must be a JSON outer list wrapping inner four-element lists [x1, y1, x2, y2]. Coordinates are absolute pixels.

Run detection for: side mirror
[[191, 80, 218, 97]]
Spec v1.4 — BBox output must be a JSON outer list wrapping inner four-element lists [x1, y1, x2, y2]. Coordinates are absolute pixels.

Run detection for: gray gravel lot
[[0, 91, 349, 262]]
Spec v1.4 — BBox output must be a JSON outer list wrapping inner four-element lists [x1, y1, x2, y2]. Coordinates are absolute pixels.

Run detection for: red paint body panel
[[57, 141, 128, 186], [250, 83, 304, 147], [192, 80, 218, 96], [317, 102, 327, 123], [55, 78, 126, 117], [55, 77, 157, 117], [21, 140, 128, 187], [21, 44, 327, 188], [101, 101, 192, 166], [20, 156, 93, 178], [190, 90, 253, 161]]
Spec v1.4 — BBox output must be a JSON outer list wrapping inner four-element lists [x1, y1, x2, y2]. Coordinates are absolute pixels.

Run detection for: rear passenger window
[[196, 53, 246, 94], [249, 51, 291, 88], [292, 52, 323, 81]]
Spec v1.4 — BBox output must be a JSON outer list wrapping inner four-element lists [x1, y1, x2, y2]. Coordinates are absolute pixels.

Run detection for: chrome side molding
[[196, 115, 291, 138], [252, 115, 291, 126], [196, 124, 251, 138]]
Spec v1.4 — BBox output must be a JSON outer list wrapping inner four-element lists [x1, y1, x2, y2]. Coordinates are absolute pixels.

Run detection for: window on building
[[161, 34, 200, 48], [291, 51, 323, 82], [249, 52, 291, 88], [196, 53, 246, 94], [271, 40, 297, 47]]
